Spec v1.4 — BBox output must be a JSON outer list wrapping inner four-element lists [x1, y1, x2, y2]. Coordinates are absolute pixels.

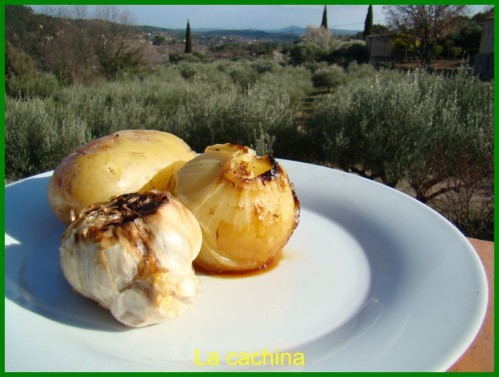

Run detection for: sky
[[122, 5, 386, 31], [34, 4, 490, 31]]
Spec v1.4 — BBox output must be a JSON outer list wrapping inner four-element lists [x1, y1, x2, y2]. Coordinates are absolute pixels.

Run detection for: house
[[366, 34, 395, 66], [473, 13, 494, 80]]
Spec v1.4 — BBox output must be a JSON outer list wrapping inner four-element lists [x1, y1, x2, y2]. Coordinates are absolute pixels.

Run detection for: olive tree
[[309, 68, 493, 200]]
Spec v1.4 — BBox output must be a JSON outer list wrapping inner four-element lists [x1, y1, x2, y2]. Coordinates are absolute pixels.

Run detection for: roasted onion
[[168, 144, 300, 273], [59, 190, 202, 327]]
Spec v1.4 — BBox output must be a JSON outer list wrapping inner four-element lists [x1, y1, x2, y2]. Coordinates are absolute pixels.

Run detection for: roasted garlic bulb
[[59, 191, 202, 327], [168, 144, 300, 273]]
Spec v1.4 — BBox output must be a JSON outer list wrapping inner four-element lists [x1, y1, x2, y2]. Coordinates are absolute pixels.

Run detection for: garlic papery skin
[[168, 144, 300, 273], [59, 191, 202, 327]]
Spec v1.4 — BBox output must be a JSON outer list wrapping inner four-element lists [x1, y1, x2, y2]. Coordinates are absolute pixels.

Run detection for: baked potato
[[48, 130, 195, 225]]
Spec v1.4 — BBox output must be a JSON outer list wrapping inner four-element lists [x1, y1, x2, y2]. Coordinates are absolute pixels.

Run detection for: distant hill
[[264, 25, 359, 36], [138, 24, 360, 39]]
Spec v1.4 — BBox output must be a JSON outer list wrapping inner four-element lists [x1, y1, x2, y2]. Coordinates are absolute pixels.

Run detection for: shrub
[[308, 67, 493, 238], [229, 64, 258, 89], [250, 59, 281, 74], [164, 79, 295, 154], [258, 65, 313, 107], [5, 97, 90, 181], [4, 61, 492, 239], [325, 41, 369, 66], [5, 41, 37, 78], [180, 64, 198, 80], [311, 65, 346, 90], [345, 61, 377, 79], [289, 44, 321, 65], [311, 68, 492, 186], [449, 46, 463, 59], [6, 73, 60, 99]]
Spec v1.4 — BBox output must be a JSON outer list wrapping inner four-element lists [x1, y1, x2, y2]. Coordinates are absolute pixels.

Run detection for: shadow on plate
[[5, 175, 130, 332]]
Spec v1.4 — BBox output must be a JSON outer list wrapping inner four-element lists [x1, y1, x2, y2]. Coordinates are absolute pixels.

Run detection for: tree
[[289, 26, 337, 64], [383, 5, 468, 67], [91, 6, 145, 79], [363, 5, 373, 39], [185, 19, 192, 53], [321, 5, 328, 30], [151, 35, 167, 46]]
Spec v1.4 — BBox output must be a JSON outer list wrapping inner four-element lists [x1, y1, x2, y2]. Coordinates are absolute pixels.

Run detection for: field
[[5, 60, 494, 240]]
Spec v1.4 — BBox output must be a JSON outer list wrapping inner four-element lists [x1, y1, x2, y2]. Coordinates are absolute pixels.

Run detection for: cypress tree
[[185, 19, 192, 53], [363, 5, 373, 39], [321, 5, 328, 30]]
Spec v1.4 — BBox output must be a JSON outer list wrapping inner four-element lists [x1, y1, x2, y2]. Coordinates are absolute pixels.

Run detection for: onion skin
[[48, 130, 196, 225], [59, 191, 202, 327], [168, 144, 300, 273]]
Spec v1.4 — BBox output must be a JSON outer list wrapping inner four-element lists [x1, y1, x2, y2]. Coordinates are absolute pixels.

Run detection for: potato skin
[[48, 130, 196, 225]]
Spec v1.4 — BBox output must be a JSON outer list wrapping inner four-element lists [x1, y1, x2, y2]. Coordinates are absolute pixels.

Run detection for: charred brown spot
[[71, 191, 170, 242], [291, 183, 301, 229], [239, 161, 250, 176], [223, 153, 282, 186], [257, 155, 280, 183], [108, 191, 168, 221]]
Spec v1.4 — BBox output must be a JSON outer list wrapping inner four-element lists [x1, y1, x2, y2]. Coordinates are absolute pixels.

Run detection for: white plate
[[5, 161, 488, 372]]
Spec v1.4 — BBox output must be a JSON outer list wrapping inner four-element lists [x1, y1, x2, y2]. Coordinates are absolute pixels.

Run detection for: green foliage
[[164, 79, 294, 153], [151, 35, 167, 46], [250, 60, 280, 74], [363, 5, 374, 39], [384, 5, 469, 67], [180, 64, 198, 80], [325, 41, 369, 66], [6, 5, 149, 84], [4, 41, 62, 98], [185, 20, 192, 53], [6, 73, 60, 99], [170, 52, 205, 64], [5, 41, 37, 78], [248, 42, 278, 57], [289, 44, 321, 65], [228, 62, 259, 89], [449, 17, 482, 56], [321, 5, 328, 30], [311, 65, 346, 90], [290, 34, 368, 67], [5, 60, 493, 239], [449, 46, 463, 59], [345, 61, 377, 79], [5, 97, 90, 180], [258, 65, 313, 106], [309, 68, 493, 209]]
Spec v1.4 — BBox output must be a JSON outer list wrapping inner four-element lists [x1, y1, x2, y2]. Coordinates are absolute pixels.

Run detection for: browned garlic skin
[[168, 144, 300, 273], [59, 191, 202, 327]]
